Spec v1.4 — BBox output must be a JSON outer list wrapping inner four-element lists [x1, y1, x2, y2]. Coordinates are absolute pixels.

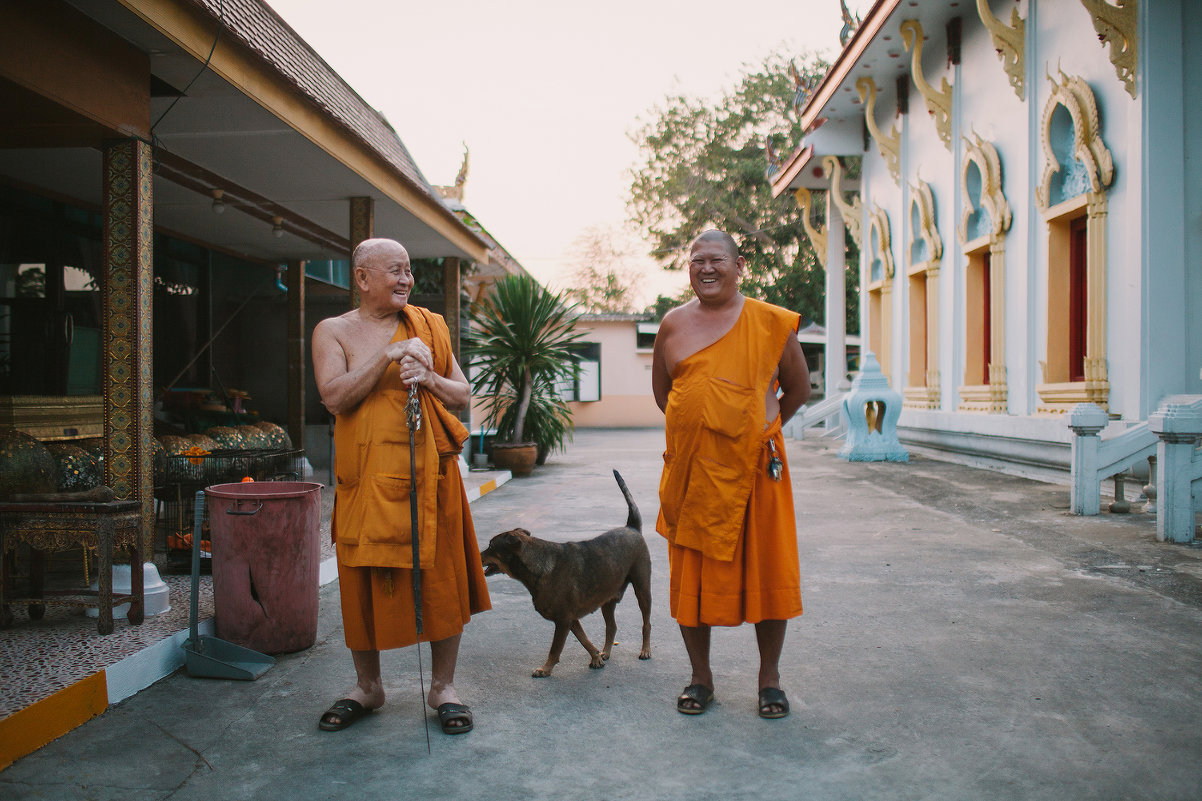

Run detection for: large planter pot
[[490, 442, 538, 477]]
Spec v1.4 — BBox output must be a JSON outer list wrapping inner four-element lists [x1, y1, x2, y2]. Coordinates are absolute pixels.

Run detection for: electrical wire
[[150, 0, 225, 139]]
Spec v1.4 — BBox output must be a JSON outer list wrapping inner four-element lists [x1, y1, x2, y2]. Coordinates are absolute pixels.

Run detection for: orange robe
[[333, 306, 490, 650], [657, 298, 802, 627]]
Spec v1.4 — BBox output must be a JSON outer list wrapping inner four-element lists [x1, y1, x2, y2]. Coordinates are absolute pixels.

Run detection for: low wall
[[569, 395, 663, 428]]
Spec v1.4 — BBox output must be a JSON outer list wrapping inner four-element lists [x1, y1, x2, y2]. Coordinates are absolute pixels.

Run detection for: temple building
[[770, 0, 1201, 481]]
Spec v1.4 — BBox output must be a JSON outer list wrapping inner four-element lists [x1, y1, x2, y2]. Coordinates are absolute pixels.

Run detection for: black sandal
[[436, 702, 474, 734], [676, 684, 714, 715], [758, 687, 790, 719], [318, 698, 372, 731]]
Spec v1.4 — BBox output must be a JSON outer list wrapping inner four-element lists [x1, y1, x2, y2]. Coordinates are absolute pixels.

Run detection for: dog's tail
[[613, 469, 641, 531]]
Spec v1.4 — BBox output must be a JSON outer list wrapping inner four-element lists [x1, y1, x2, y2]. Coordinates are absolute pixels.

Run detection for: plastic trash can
[[204, 481, 322, 654]]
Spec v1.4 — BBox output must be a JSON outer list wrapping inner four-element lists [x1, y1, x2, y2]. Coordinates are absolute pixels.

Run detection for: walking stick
[[406, 382, 431, 752]]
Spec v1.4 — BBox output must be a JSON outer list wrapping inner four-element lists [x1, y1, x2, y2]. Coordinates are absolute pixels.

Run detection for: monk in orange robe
[[652, 230, 811, 719], [311, 238, 490, 734]]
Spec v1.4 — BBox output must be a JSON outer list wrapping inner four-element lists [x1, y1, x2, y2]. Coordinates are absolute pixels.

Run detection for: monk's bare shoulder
[[659, 300, 699, 335], [314, 310, 360, 340]]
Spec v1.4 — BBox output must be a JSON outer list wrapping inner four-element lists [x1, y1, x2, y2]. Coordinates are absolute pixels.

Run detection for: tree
[[466, 274, 583, 447], [561, 226, 645, 314], [628, 51, 860, 332]]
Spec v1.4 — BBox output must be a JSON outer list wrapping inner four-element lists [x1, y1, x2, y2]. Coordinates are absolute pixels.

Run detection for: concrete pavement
[[3, 428, 1201, 800]]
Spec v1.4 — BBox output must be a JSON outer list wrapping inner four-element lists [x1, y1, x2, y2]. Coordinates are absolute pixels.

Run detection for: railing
[[1068, 403, 1156, 516], [785, 389, 849, 440], [1149, 395, 1202, 543], [1070, 396, 1202, 544]]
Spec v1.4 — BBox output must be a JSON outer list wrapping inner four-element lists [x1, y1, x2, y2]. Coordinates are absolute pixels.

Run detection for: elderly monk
[[311, 238, 490, 734], [652, 229, 811, 719]]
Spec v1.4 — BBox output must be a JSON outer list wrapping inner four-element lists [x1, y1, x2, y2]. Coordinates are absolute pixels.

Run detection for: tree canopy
[[628, 51, 859, 331], [560, 226, 645, 314]]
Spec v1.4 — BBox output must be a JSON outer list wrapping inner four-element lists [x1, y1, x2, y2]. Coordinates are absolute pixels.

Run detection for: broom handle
[[190, 490, 205, 647]]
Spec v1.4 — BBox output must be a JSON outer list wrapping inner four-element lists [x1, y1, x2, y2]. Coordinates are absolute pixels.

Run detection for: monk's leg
[[318, 649, 384, 729], [348, 649, 385, 708], [678, 623, 713, 710], [755, 620, 787, 713], [427, 633, 471, 728]]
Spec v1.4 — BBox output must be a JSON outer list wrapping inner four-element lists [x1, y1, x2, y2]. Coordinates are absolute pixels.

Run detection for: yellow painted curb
[[0, 671, 108, 770]]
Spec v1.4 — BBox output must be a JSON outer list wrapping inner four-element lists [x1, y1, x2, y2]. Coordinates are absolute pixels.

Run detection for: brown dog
[[480, 470, 652, 677]]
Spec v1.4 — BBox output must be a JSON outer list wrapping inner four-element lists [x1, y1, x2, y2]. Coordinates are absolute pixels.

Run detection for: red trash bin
[[204, 481, 322, 654]]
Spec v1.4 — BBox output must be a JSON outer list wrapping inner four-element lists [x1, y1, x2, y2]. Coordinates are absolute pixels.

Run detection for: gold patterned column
[[348, 196, 374, 308], [286, 260, 306, 451], [102, 138, 154, 554], [442, 257, 461, 364]]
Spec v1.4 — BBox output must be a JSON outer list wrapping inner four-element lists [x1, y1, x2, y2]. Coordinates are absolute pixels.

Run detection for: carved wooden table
[[0, 500, 144, 634]]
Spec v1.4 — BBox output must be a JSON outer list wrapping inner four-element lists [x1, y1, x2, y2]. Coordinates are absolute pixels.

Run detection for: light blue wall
[[1140, 0, 1193, 413], [1184, 0, 1202, 397]]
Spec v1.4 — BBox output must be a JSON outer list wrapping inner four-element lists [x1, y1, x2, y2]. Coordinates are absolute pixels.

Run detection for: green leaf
[[465, 274, 584, 446]]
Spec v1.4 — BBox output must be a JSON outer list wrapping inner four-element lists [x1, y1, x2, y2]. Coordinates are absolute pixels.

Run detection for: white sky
[[266, 0, 868, 305]]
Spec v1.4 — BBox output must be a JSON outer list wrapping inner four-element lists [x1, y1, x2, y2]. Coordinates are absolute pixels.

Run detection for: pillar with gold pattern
[[101, 138, 155, 554], [348, 196, 374, 308]]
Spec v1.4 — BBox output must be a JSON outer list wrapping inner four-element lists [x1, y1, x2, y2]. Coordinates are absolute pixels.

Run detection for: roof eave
[[797, 0, 904, 131], [770, 144, 815, 199]]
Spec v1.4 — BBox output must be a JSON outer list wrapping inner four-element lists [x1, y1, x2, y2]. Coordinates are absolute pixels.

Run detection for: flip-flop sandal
[[318, 698, 372, 731], [677, 684, 714, 715], [437, 702, 474, 734], [758, 687, 790, 719]]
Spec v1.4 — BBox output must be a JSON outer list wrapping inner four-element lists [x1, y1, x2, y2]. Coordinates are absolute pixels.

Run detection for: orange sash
[[656, 298, 800, 561], [332, 306, 468, 569]]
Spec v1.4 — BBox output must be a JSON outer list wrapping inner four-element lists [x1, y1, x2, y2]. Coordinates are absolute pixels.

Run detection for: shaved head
[[352, 238, 407, 271], [689, 229, 739, 260]]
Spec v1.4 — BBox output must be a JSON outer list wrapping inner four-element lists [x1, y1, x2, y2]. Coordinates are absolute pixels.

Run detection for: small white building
[[564, 314, 662, 428]]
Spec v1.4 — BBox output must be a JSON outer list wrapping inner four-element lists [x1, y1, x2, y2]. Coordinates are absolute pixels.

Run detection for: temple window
[[1035, 72, 1113, 413]]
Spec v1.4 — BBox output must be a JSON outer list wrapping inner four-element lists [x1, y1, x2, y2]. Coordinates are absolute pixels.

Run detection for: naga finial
[[839, 0, 862, 47]]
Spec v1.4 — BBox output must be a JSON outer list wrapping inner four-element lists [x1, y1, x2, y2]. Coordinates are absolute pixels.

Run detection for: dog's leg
[[570, 620, 606, 669], [633, 570, 653, 661], [600, 600, 618, 662], [534, 622, 572, 677]]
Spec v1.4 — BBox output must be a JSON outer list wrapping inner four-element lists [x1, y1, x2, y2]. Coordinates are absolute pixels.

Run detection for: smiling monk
[[652, 229, 811, 720], [311, 238, 490, 735]]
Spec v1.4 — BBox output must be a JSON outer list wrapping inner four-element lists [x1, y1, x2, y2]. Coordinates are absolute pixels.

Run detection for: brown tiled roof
[[185, 0, 434, 198]]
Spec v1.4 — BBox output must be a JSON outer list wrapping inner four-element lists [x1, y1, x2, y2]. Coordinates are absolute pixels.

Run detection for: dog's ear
[[488, 529, 529, 551]]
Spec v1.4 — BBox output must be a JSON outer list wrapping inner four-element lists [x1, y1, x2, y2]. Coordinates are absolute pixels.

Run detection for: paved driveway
[[4, 428, 1201, 800]]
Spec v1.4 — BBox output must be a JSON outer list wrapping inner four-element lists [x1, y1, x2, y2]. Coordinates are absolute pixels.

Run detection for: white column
[[825, 196, 847, 396]]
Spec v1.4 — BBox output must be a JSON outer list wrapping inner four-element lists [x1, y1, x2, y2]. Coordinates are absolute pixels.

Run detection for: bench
[[0, 499, 144, 634]]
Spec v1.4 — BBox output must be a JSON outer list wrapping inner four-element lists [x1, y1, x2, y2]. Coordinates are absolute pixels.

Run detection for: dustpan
[[182, 490, 274, 680]]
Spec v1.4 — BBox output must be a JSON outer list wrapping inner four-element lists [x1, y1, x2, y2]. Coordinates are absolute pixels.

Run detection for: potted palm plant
[[466, 274, 583, 476]]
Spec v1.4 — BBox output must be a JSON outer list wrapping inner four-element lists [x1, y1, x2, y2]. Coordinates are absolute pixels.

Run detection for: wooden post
[[442, 257, 461, 364], [348, 196, 374, 308], [286, 260, 306, 451]]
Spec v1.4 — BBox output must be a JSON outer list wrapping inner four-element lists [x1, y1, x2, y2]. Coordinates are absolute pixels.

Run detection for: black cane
[[406, 385, 423, 635], [405, 382, 431, 752]]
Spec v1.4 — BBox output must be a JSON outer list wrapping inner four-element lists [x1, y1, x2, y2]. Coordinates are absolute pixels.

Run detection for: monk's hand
[[398, 353, 432, 388], [390, 337, 431, 365]]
